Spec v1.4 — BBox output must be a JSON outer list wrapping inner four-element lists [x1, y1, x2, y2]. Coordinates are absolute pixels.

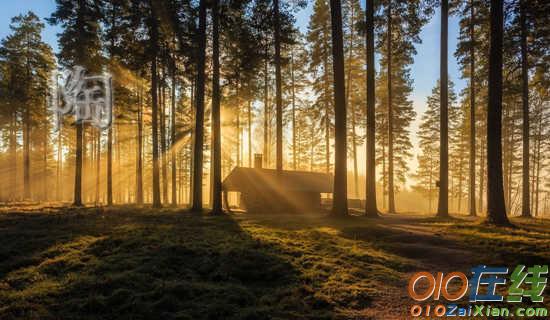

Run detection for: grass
[[0, 205, 549, 319]]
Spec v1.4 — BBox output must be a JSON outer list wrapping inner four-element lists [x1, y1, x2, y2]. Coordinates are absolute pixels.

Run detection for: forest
[[0, 0, 549, 319]]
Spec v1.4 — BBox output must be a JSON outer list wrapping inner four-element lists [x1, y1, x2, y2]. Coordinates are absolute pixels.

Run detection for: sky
[[1, 0, 467, 181]]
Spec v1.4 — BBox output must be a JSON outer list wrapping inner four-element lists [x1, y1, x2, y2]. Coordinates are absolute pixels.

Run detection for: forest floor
[[0, 204, 549, 320]]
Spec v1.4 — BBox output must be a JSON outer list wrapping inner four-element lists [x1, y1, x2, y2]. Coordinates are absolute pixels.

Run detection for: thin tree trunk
[[330, 0, 348, 216], [520, 2, 531, 217], [486, 0, 509, 225], [478, 140, 485, 212], [387, 2, 395, 214], [248, 100, 252, 167], [150, 4, 161, 208], [136, 85, 144, 205], [95, 130, 100, 204], [10, 114, 17, 201], [236, 78, 241, 167], [324, 56, 331, 175], [23, 107, 31, 199], [57, 123, 62, 201], [468, 0, 476, 216], [291, 50, 297, 170], [171, 59, 178, 206], [437, 0, 449, 217], [107, 125, 113, 205], [161, 69, 168, 204], [74, 122, 83, 206], [345, 2, 359, 198], [263, 52, 269, 167], [274, 0, 283, 171], [534, 108, 542, 217], [365, 0, 378, 216]]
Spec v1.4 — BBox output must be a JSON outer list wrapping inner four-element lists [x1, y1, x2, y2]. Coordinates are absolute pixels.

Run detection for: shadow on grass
[[0, 207, 334, 320]]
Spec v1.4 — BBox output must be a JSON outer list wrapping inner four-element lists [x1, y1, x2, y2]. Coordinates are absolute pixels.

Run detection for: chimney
[[254, 154, 263, 169]]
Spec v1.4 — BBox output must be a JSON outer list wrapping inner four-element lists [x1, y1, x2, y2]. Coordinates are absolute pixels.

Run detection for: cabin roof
[[222, 167, 333, 193]]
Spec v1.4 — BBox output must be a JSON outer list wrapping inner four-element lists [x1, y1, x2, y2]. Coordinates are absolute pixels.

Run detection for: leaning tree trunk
[[520, 2, 531, 218], [365, 0, 378, 217], [330, 0, 348, 217], [486, 0, 509, 226], [191, 0, 207, 211], [468, 0, 476, 216], [211, 0, 223, 214], [437, 0, 449, 217]]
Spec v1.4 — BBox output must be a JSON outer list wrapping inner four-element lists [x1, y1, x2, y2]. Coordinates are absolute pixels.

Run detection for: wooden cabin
[[222, 165, 333, 213]]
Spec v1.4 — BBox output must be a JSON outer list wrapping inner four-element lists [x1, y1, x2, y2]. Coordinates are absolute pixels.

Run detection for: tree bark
[[74, 122, 83, 206], [486, 0, 509, 225], [263, 51, 269, 167], [274, 0, 283, 171], [171, 58, 177, 206], [150, 3, 161, 208], [345, 2, 359, 198], [330, 0, 348, 216], [520, 2, 531, 218], [387, 2, 395, 214], [211, 0, 223, 214], [136, 85, 143, 204], [468, 0, 476, 216], [437, 0, 449, 217], [365, 0, 378, 216], [291, 49, 297, 170], [191, 0, 207, 211], [161, 68, 168, 204]]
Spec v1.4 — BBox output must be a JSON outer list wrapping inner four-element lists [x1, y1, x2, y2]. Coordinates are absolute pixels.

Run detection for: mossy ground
[[0, 204, 549, 319]]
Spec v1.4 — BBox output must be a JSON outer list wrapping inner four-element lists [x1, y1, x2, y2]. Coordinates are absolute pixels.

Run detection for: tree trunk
[[437, 0, 449, 217], [248, 100, 252, 167], [486, 0, 509, 225], [274, 0, 283, 171], [136, 85, 144, 205], [95, 130, 100, 204], [171, 59, 177, 207], [345, 2, 359, 198], [211, 0, 222, 214], [468, 0, 476, 216], [324, 56, 331, 174], [387, 2, 395, 214], [150, 5, 161, 208], [236, 78, 241, 167], [263, 52, 269, 167], [57, 120, 62, 201], [23, 107, 31, 199], [365, 0, 378, 216], [161, 69, 168, 204], [10, 114, 17, 201], [520, 2, 531, 218], [330, 0, 348, 216], [191, 0, 207, 211], [291, 50, 297, 170]]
